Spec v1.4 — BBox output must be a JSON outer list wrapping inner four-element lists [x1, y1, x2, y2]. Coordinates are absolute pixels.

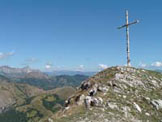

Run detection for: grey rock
[[89, 87, 97, 96], [106, 101, 118, 109], [97, 86, 108, 92], [151, 80, 158, 87], [81, 81, 91, 90], [145, 113, 150, 116], [90, 97, 99, 106], [65, 97, 71, 107], [84, 96, 92, 108], [84, 96, 103, 108], [151, 99, 162, 110], [48, 118, 53, 122], [77, 94, 85, 105], [133, 102, 142, 113], [115, 73, 124, 80], [122, 106, 131, 118], [97, 97, 103, 106]]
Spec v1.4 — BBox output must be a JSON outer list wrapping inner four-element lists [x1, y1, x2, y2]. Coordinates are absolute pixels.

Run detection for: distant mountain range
[[46, 70, 96, 76], [154, 69, 162, 73], [0, 66, 42, 78], [0, 66, 89, 90], [0, 66, 96, 77], [0, 66, 36, 74]]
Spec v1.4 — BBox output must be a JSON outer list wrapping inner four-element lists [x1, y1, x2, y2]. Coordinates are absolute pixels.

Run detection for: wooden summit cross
[[118, 10, 139, 67]]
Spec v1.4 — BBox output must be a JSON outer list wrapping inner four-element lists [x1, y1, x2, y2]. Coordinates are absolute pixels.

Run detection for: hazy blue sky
[[0, 0, 162, 71]]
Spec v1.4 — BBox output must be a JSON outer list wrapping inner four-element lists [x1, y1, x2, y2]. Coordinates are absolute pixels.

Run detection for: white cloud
[[0, 51, 15, 60], [151, 61, 162, 67], [140, 64, 147, 68], [45, 63, 53, 70], [139, 62, 147, 68], [77, 65, 84, 71], [98, 64, 108, 70]]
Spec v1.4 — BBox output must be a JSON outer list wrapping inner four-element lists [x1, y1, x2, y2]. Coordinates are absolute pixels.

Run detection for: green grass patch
[[42, 94, 64, 113]]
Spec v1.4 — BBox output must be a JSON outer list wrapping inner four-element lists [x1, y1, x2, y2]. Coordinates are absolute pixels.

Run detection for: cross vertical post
[[118, 10, 139, 67], [126, 10, 130, 67]]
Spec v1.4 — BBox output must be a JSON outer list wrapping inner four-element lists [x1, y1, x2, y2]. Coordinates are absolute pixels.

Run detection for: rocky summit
[[49, 66, 162, 122]]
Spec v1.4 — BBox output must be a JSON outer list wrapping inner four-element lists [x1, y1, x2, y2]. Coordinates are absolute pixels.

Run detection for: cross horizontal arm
[[117, 20, 139, 29], [117, 24, 127, 29], [127, 20, 139, 26]]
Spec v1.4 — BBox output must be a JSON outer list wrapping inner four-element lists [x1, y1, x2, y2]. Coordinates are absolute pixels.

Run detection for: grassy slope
[[50, 67, 162, 122], [0, 73, 83, 122], [0, 78, 45, 122], [0, 84, 75, 122], [15, 87, 76, 122]]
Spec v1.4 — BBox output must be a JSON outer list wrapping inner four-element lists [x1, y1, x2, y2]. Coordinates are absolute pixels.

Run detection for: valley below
[[0, 66, 88, 122]]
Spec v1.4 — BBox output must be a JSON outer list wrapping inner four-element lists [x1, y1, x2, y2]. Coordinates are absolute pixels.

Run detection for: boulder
[[84, 96, 103, 108], [107, 81, 117, 87], [80, 81, 91, 90], [151, 99, 162, 110], [76, 94, 85, 105], [90, 97, 103, 107], [133, 102, 142, 113], [65, 98, 71, 107], [151, 80, 158, 87], [48, 118, 53, 122], [90, 98, 99, 106], [115, 73, 124, 80], [122, 106, 131, 118], [145, 113, 150, 116], [84, 96, 92, 108], [89, 88, 97, 96], [97, 97, 103, 106], [106, 101, 118, 109], [97, 86, 108, 92]]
